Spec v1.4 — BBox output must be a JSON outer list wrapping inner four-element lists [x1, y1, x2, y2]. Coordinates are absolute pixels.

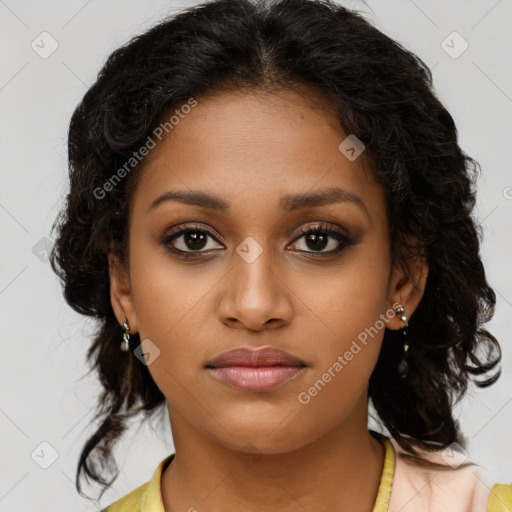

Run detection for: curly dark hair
[[49, 0, 501, 500]]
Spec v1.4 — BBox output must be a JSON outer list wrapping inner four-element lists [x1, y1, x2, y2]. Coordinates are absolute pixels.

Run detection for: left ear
[[385, 236, 429, 330]]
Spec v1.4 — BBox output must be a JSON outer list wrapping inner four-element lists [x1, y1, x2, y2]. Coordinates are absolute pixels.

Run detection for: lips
[[204, 346, 307, 369], [204, 346, 307, 392]]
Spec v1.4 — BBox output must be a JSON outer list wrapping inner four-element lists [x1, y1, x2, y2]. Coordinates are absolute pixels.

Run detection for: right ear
[[108, 253, 139, 333]]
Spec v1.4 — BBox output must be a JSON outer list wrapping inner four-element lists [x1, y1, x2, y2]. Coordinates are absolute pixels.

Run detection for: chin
[[210, 419, 321, 456]]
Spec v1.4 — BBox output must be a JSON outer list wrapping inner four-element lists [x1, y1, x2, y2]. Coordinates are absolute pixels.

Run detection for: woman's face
[[110, 88, 416, 454]]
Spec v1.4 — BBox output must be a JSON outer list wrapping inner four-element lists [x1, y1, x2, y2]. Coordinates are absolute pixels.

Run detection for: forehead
[[130, 89, 384, 220]]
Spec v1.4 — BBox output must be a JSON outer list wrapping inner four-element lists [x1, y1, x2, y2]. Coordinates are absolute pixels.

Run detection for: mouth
[[204, 346, 307, 392]]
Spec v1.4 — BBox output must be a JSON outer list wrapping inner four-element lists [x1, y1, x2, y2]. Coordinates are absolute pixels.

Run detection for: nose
[[217, 247, 294, 332]]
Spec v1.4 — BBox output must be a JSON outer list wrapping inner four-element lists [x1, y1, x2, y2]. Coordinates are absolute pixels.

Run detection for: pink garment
[[388, 438, 496, 512]]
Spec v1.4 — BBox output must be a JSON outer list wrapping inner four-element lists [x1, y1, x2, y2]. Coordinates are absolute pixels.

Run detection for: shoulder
[[101, 481, 150, 512], [387, 438, 511, 512], [101, 453, 175, 512]]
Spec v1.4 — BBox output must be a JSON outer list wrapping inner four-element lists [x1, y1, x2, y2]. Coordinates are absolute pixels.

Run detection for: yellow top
[[102, 438, 510, 512], [488, 485, 512, 512]]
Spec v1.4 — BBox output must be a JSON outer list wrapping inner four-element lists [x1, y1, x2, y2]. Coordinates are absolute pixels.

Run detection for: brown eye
[[289, 223, 357, 256], [161, 224, 223, 256], [301, 232, 330, 252], [180, 231, 209, 251]]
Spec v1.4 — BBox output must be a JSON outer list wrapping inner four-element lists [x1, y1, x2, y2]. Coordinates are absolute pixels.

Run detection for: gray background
[[1, 0, 511, 510]]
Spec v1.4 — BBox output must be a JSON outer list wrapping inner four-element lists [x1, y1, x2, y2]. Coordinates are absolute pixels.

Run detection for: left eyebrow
[[279, 187, 368, 218], [147, 186, 368, 218]]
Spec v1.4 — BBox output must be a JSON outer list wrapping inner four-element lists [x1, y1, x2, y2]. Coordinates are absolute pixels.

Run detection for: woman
[[50, 0, 511, 510]]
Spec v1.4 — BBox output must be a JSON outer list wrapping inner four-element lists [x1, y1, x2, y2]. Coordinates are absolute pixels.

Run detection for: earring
[[394, 305, 409, 378], [120, 318, 132, 353]]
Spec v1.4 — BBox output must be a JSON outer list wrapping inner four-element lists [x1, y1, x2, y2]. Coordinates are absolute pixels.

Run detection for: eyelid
[[165, 222, 221, 241], [291, 222, 350, 241], [161, 221, 357, 256], [163, 221, 347, 244]]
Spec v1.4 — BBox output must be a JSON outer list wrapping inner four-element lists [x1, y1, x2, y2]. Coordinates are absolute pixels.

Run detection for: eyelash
[[161, 222, 357, 259]]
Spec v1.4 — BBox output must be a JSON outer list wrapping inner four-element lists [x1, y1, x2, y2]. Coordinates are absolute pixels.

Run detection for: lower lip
[[207, 365, 305, 392]]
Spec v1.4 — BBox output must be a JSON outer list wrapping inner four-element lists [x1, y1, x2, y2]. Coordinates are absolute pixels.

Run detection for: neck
[[161, 398, 385, 512]]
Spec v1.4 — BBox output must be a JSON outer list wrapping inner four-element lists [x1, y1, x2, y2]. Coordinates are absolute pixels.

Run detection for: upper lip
[[205, 346, 307, 368]]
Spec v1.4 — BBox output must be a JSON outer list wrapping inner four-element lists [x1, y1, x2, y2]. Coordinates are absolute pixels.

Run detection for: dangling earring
[[394, 304, 409, 378], [120, 317, 132, 353]]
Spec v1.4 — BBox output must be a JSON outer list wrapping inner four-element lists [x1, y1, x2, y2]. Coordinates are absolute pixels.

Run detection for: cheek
[[129, 237, 213, 339], [297, 243, 390, 397], [296, 304, 387, 433], [128, 243, 221, 389], [302, 241, 390, 342]]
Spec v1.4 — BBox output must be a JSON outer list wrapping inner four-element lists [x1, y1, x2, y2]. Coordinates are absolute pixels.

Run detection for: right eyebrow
[[147, 190, 229, 214]]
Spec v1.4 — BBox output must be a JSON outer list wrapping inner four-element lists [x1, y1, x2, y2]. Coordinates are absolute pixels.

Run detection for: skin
[[109, 88, 428, 512]]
